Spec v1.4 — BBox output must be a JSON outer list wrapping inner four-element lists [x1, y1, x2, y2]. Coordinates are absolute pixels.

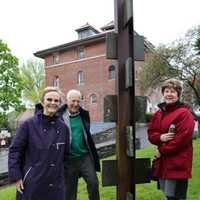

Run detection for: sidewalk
[[136, 124, 151, 149]]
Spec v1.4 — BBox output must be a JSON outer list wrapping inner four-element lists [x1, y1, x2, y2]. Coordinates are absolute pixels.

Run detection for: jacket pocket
[[56, 142, 65, 150], [166, 154, 187, 171]]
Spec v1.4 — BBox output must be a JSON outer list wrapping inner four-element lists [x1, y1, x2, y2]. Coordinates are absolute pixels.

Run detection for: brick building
[[34, 21, 155, 121]]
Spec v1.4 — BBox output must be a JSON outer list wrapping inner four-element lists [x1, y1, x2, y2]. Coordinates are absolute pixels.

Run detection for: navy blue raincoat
[[8, 104, 70, 200]]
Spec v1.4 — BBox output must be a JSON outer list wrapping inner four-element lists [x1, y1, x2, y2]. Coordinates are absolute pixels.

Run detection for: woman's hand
[[160, 132, 175, 142], [16, 179, 24, 194], [154, 149, 161, 158]]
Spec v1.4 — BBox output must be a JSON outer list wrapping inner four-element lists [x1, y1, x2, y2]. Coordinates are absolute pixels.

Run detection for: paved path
[[0, 149, 8, 174], [135, 125, 151, 149]]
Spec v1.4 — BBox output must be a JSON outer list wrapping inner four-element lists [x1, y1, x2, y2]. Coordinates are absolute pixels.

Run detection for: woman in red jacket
[[148, 79, 195, 200]]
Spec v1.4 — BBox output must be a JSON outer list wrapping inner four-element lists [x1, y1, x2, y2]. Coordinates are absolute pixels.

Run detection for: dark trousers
[[65, 154, 100, 200], [159, 178, 188, 200]]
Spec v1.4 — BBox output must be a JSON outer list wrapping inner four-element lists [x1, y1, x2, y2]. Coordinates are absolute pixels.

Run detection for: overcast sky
[[0, 0, 200, 62]]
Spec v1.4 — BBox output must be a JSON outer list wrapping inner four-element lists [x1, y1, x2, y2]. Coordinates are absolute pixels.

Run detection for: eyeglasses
[[46, 98, 60, 103]]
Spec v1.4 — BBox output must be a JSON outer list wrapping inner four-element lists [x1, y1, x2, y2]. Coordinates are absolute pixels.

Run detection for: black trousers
[[65, 154, 100, 200]]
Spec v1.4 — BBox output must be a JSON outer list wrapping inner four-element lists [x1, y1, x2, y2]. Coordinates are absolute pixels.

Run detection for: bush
[[145, 112, 154, 123]]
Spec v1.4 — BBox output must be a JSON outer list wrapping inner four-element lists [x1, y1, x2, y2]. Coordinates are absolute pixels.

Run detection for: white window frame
[[108, 65, 115, 80], [77, 46, 85, 59], [53, 54, 60, 64], [53, 76, 59, 87], [90, 94, 97, 104], [78, 71, 84, 85]]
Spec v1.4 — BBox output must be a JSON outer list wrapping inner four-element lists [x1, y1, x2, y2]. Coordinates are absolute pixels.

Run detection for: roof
[[34, 32, 106, 58], [75, 22, 100, 34], [100, 21, 114, 31], [90, 122, 116, 135], [34, 22, 154, 59]]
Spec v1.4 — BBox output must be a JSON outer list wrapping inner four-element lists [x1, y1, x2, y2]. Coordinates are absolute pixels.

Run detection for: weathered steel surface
[[102, 158, 151, 186]]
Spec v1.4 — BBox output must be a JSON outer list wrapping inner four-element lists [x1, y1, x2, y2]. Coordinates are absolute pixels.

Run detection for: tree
[[139, 25, 200, 109], [194, 28, 200, 55], [0, 39, 25, 127], [20, 59, 45, 108]]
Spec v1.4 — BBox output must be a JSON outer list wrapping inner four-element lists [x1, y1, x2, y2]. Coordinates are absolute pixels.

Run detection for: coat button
[[50, 163, 55, 167], [49, 183, 53, 187], [43, 129, 46, 132], [56, 130, 60, 134]]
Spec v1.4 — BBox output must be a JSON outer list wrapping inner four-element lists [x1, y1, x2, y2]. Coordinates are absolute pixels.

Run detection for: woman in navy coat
[[8, 87, 70, 200]]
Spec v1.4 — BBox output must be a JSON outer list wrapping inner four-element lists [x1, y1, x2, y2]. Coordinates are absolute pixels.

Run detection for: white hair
[[66, 89, 81, 100]]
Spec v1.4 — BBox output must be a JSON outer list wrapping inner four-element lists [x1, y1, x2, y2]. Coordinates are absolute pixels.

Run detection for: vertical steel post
[[114, 0, 134, 199]]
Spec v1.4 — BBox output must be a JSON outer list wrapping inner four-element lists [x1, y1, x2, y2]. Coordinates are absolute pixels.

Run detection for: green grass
[[0, 138, 199, 200], [136, 138, 200, 200]]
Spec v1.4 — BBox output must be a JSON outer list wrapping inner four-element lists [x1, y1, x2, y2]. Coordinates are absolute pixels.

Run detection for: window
[[78, 30, 96, 39], [78, 71, 84, 85], [53, 54, 60, 64], [90, 94, 97, 104], [80, 95, 85, 108], [108, 65, 115, 80], [79, 30, 89, 39], [77, 46, 85, 59], [53, 76, 59, 87]]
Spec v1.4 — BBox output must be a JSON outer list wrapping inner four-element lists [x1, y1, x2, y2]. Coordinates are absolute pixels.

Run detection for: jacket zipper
[[81, 122, 95, 163], [23, 166, 32, 183]]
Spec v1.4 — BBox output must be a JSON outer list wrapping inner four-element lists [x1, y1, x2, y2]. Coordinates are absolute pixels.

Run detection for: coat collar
[[35, 103, 44, 115], [33, 104, 61, 149], [157, 101, 188, 112], [34, 103, 59, 120], [57, 104, 85, 116]]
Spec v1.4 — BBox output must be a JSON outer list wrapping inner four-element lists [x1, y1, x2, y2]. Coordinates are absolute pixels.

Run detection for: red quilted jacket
[[148, 101, 195, 179]]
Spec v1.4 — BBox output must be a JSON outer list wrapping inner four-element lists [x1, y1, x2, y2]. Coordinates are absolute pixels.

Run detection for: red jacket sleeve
[[158, 110, 194, 155], [147, 112, 162, 145]]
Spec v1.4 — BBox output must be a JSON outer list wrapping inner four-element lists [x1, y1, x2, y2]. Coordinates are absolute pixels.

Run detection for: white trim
[[46, 54, 106, 68], [56, 142, 65, 150], [78, 71, 84, 85], [90, 94, 97, 104]]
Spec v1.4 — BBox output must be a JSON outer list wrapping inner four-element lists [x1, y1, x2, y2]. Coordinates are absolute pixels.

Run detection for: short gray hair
[[66, 89, 81, 100]]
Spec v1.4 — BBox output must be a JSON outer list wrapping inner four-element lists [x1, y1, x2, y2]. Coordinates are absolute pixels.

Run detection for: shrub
[[145, 112, 154, 123]]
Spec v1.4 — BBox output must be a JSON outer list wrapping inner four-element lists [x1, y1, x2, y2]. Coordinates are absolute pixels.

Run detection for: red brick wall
[[45, 41, 117, 121], [44, 39, 150, 121]]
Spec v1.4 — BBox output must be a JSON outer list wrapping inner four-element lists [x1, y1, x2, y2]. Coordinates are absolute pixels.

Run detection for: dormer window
[[78, 30, 94, 39], [75, 23, 100, 40]]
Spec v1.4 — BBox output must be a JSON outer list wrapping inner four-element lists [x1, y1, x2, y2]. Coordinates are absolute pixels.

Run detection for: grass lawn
[[136, 138, 200, 200], [0, 138, 199, 200]]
